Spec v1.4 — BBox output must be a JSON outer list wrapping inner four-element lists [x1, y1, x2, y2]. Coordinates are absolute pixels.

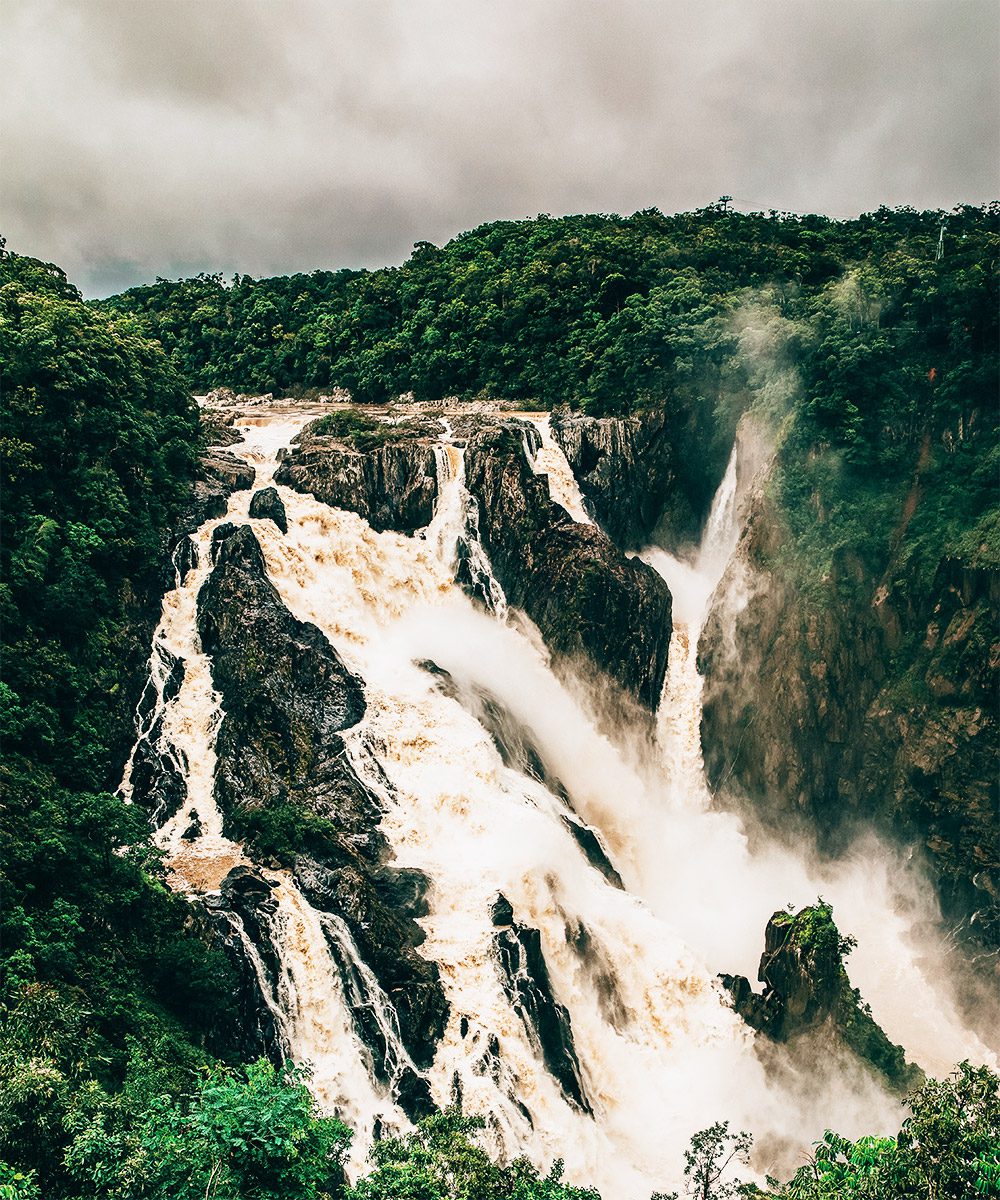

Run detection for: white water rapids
[[124, 409, 996, 1197]]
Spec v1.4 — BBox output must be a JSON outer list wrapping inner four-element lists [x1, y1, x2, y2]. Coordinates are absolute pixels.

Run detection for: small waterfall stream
[[124, 409, 996, 1199], [523, 413, 592, 523]]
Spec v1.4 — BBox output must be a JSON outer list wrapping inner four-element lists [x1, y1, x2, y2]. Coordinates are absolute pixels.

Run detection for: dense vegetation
[[0, 245, 236, 1196], [100, 205, 995, 417], [3, 205, 998, 1197]]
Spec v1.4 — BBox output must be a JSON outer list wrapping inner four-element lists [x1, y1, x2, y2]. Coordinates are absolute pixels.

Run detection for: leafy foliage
[[755, 1063, 1000, 1199], [0, 248, 234, 1193], [64, 1059, 351, 1200], [345, 1111, 599, 1200]]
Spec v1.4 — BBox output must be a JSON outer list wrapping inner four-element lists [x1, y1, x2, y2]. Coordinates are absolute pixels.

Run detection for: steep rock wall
[[550, 408, 730, 549], [700, 489, 999, 949]]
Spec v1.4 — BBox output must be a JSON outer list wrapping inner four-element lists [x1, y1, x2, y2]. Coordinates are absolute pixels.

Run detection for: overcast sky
[[2, 0, 997, 297]]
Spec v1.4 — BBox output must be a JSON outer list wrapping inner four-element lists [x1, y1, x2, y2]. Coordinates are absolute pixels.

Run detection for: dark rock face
[[172, 535, 199, 584], [127, 649, 186, 823], [463, 421, 672, 712], [172, 450, 256, 551], [201, 409, 245, 448], [198, 866, 288, 1065], [722, 905, 921, 1092], [700, 489, 1000, 949], [274, 422, 438, 534], [248, 487, 288, 533], [550, 409, 729, 550], [196, 524, 448, 1089], [491, 898, 592, 1113]]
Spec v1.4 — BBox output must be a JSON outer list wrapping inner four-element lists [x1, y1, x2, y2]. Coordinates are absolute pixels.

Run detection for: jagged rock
[[294, 854, 447, 1084], [184, 895, 286, 1066], [550, 408, 730, 549], [700, 486, 1000, 949], [129, 734, 186, 825], [176, 450, 255, 533], [161, 449, 255, 592], [197, 524, 448, 1078], [180, 810, 202, 841], [462, 420, 672, 712], [274, 419, 439, 533], [201, 408, 244, 448], [248, 486, 288, 533], [221, 864, 279, 912], [490, 894, 515, 926], [172, 535, 199, 583], [492, 911, 592, 1113], [721, 904, 922, 1092]]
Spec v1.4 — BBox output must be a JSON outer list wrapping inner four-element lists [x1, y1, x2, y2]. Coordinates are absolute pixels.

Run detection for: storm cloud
[[2, 0, 997, 296]]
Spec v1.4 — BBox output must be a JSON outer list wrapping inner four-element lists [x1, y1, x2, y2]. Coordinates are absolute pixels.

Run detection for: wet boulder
[[274, 417, 439, 534], [248, 486, 288, 534]]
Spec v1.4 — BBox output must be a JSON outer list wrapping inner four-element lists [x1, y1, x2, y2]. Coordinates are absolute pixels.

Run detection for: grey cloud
[[1, 0, 997, 296]]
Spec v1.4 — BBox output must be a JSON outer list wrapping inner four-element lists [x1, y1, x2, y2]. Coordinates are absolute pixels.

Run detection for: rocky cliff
[[197, 523, 448, 1103], [461, 419, 673, 713], [550, 408, 729, 549], [700, 487, 999, 950]]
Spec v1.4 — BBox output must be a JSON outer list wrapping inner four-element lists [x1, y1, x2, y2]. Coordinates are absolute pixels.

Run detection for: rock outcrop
[[700, 489, 999, 950], [197, 524, 448, 1091], [200, 866, 288, 1064], [722, 904, 921, 1092], [173, 450, 256, 547], [463, 420, 673, 712], [274, 418, 439, 534], [248, 486, 288, 533], [490, 894, 592, 1114]]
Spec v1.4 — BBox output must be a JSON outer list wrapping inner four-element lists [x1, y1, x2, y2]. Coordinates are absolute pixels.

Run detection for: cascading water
[[120, 414, 410, 1171], [125, 409, 996, 1199], [523, 413, 592, 523], [433, 418, 508, 616], [639, 445, 740, 804]]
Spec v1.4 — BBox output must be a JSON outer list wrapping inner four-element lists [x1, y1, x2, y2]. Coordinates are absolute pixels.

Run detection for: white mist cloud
[[2, 0, 997, 295]]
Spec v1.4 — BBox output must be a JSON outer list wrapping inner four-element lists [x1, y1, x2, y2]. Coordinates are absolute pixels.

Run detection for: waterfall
[[638, 443, 740, 802], [124, 410, 996, 1200], [523, 414, 592, 524], [431, 419, 508, 617]]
